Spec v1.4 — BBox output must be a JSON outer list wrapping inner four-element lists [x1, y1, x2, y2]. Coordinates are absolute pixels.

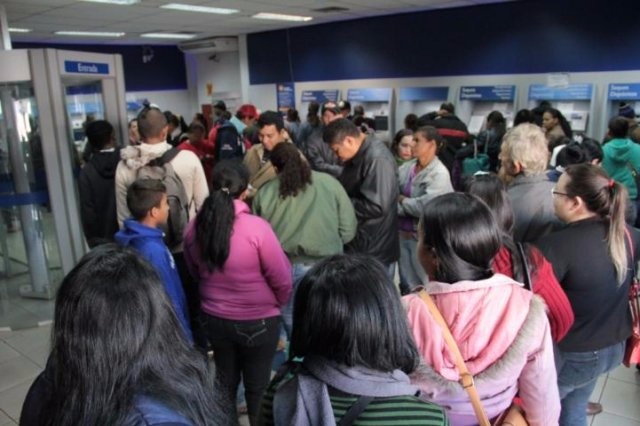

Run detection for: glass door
[[0, 82, 63, 328]]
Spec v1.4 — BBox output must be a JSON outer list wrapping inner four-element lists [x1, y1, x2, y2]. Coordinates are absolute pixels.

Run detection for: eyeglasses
[[551, 188, 570, 197]]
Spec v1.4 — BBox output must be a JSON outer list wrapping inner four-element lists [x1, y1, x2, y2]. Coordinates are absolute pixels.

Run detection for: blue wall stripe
[[247, 0, 639, 85]]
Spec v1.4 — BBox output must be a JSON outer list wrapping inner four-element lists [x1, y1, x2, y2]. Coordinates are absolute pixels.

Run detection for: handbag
[[462, 133, 490, 176], [623, 229, 640, 367], [418, 290, 529, 426]]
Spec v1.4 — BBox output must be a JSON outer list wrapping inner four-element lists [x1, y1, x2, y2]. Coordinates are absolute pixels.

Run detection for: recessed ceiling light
[[141, 33, 197, 40], [252, 12, 313, 22], [9, 28, 32, 33], [79, 0, 140, 5], [160, 3, 239, 14], [55, 31, 126, 37]]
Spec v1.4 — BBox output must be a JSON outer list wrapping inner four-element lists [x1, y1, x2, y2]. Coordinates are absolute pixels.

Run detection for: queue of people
[[24, 98, 640, 426]]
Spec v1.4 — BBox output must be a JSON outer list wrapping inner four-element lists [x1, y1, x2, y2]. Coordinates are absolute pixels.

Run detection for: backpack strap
[[337, 395, 375, 426], [147, 148, 180, 167], [516, 242, 533, 291]]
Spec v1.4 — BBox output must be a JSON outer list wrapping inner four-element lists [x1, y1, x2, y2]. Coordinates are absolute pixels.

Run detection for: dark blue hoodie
[[115, 219, 193, 342]]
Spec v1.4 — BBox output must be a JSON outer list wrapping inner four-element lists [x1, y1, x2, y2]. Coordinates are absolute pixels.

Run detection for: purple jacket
[[183, 199, 292, 321]]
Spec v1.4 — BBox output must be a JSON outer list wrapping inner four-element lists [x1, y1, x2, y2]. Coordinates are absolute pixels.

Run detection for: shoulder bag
[[418, 290, 528, 426], [516, 243, 533, 291], [624, 229, 640, 367]]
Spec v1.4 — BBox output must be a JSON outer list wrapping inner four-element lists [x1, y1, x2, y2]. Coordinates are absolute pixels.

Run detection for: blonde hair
[[501, 123, 549, 175]]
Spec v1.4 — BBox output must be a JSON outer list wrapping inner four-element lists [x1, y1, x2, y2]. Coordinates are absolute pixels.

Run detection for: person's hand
[[398, 195, 406, 203]]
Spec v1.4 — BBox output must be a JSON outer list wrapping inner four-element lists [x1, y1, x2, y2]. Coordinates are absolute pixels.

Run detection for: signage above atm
[[64, 61, 110, 75], [608, 84, 640, 100], [528, 83, 593, 101], [399, 87, 449, 101], [301, 90, 340, 103], [347, 88, 391, 102], [459, 85, 515, 101]]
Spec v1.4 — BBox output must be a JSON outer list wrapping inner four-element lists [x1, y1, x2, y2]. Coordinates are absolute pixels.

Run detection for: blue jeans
[[281, 262, 314, 338], [556, 341, 625, 426]]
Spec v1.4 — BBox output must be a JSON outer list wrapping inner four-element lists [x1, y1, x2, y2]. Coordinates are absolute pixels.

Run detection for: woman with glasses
[[537, 163, 639, 426]]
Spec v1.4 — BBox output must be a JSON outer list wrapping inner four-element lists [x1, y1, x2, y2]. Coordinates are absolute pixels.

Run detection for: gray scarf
[[272, 355, 419, 426]]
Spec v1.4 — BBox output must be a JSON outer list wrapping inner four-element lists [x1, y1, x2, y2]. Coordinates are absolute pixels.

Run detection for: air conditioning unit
[[178, 36, 238, 54]]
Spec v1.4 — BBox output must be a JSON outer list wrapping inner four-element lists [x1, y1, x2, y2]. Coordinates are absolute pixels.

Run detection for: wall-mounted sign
[[399, 87, 449, 101], [301, 90, 340, 103], [459, 85, 516, 101], [608, 83, 640, 100], [276, 82, 295, 113], [64, 61, 110, 75], [528, 83, 593, 101], [347, 88, 391, 102]]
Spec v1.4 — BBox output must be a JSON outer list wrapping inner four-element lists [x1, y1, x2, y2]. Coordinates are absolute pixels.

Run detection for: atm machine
[[396, 86, 449, 128], [346, 87, 394, 143], [299, 89, 340, 115], [458, 85, 516, 134], [0, 48, 128, 301], [606, 83, 640, 126], [528, 83, 594, 136]]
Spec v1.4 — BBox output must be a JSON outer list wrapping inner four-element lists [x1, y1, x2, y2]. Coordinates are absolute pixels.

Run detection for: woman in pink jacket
[[404, 193, 560, 426], [183, 160, 292, 426]]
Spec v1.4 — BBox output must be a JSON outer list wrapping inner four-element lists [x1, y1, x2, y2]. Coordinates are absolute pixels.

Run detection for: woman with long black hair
[[183, 160, 292, 426], [20, 244, 225, 426]]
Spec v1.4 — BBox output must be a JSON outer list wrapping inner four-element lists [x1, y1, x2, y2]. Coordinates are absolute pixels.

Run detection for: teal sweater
[[603, 138, 640, 200], [252, 171, 357, 263]]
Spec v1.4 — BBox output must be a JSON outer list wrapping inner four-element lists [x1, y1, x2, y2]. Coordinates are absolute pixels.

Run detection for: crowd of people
[[23, 97, 640, 426]]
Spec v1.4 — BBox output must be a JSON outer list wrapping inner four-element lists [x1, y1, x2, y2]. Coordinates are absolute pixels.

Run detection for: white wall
[[247, 70, 640, 139], [187, 50, 242, 111], [125, 89, 193, 120]]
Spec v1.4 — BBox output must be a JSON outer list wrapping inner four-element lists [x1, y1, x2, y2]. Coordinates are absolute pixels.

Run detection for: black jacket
[[78, 149, 120, 248], [306, 126, 343, 178], [419, 113, 469, 172], [339, 137, 399, 264]]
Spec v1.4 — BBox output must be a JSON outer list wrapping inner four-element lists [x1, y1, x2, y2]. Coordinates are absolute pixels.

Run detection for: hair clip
[[221, 187, 230, 194], [609, 179, 615, 188]]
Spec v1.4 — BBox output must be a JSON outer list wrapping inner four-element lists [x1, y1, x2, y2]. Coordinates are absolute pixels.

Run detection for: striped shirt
[[259, 375, 449, 426]]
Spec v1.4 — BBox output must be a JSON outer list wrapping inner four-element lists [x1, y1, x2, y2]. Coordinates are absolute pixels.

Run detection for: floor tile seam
[[597, 410, 640, 423], [605, 375, 640, 387]]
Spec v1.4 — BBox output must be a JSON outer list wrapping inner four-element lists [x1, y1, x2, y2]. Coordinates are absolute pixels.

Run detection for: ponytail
[[564, 164, 628, 284], [196, 161, 248, 271], [608, 180, 628, 284]]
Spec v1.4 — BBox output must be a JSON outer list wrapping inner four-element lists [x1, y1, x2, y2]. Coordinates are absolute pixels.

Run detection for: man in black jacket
[[323, 118, 399, 275], [78, 120, 120, 247], [418, 102, 469, 173], [306, 101, 344, 177]]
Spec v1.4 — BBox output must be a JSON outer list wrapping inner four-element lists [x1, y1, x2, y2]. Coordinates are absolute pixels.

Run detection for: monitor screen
[[374, 115, 388, 131]]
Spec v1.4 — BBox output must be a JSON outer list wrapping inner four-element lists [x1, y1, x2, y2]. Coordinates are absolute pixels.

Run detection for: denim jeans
[[281, 262, 314, 338], [556, 341, 625, 426], [204, 314, 281, 426], [398, 234, 426, 294]]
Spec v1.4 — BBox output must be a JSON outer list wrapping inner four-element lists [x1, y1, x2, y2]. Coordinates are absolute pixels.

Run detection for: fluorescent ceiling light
[[161, 3, 239, 14], [141, 33, 197, 40], [79, 0, 140, 4], [252, 12, 313, 22], [55, 31, 125, 37], [9, 28, 32, 33]]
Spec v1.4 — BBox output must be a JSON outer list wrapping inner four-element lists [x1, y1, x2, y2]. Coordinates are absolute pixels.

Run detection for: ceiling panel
[[4, 0, 520, 44]]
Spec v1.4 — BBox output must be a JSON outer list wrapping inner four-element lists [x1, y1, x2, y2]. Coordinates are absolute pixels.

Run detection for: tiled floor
[[1, 323, 639, 425]]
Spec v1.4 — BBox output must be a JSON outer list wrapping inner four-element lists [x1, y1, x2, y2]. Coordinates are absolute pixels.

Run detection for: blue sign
[[399, 87, 449, 101], [64, 60, 110, 75], [347, 88, 391, 102], [459, 85, 515, 101], [608, 83, 640, 100], [528, 83, 593, 101], [301, 90, 339, 103], [276, 82, 296, 112]]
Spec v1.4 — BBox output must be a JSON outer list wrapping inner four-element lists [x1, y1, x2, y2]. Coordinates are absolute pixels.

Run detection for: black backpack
[[215, 121, 245, 161]]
